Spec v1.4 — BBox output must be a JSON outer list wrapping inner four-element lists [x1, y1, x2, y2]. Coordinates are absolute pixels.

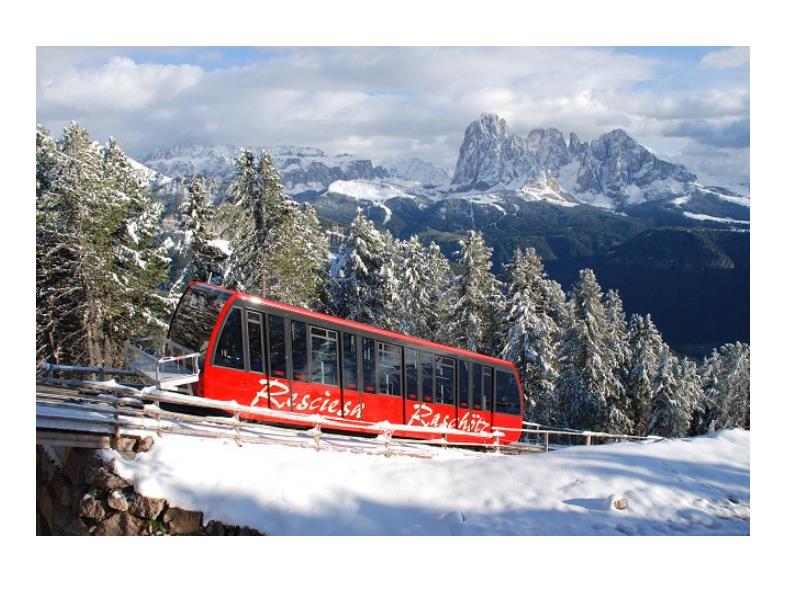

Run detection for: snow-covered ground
[[111, 429, 749, 535]]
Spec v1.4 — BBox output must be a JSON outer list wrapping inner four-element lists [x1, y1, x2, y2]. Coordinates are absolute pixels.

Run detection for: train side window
[[482, 366, 494, 412], [291, 321, 308, 382], [213, 307, 244, 370], [342, 333, 358, 391], [471, 363, 482, 410], [435, 357, 455, 405], [377, 341, 402, 397], [362, 338, 376, 393], [495, 370, 521, 415], [310, 326, 339, 386], [422, 352, 434, 402], [246, 311, 265, 373], [405, 348, 419, 400], [458, 360, 470, 408], [268, 315, 286, 378]]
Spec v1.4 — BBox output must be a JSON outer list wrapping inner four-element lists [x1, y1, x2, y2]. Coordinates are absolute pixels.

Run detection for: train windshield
[[168, 284, 233, 356]]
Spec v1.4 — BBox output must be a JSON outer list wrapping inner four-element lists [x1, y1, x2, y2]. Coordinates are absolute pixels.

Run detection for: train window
[[377, 342, 402, 397], [422, 352, 434, 402], [247, 311, 265, 373], [405, 348, 419, 400], [495, 370, 521, 415], [471, 363, 482, 410], [482, 366, 494, 412], [213, 307, 244, 370], [342, 333, 358, 391], [291, 321, 308, 382], [268, 315, 286, 378], [458, 360, 470, 408], [435, 357, 455, 405], [169, 284, 232, 355], [311, 327, 339, 386], [362, 338, 376, 393]]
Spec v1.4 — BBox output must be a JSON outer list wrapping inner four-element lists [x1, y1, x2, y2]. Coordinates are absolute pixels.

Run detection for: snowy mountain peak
[[449, 114, 736, 214]]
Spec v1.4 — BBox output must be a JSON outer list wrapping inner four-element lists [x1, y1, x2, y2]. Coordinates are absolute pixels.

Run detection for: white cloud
[[35, 47, 748, 179], [700, 47, 749, 69], [38, 56, 203, 112]]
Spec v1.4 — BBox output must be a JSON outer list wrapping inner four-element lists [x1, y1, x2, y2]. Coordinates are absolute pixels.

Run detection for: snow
[[682, 212, 750, 225], [110, 428, 749, 535], [328, 179, 411, 202], [208, 238, 232, 256]]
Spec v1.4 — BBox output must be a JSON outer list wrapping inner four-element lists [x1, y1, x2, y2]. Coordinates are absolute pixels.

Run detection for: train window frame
[[212, 306, 245, 371], [471, 362, 482, 411], [246, 310, 266, 373], [310, 325, 340, 387], [482, 366, 494, 412], [362, 337, 376, 394], [291, 320, 308, 382], [342, 332, 358, 391], [405, 347, 420, 401], [495, 369, 521, 416], [267, 314, 287, 378], [377, 341, 402, 397], [421, 352, 434, 403], [458, 359, 470, 409], [434, 356, 455, 405]]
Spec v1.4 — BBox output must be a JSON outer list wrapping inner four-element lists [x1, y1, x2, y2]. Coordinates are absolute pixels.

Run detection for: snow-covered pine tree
[[330, 209, 397, 328], [97, 138, 170, 362], [626, 313, 669, 436], [36, 123, 169, 367], [602, 289, 634, 434], [393, 236, 453, 339], [555, 269, 617, 431], [424, 241, 454, 344], [500, 248, 560, 426], [395, 235, 432, 338], [225, 150, 328, 307], [36, 124, 91, 365], [697, 342, 750, 432], [265, 202, 330, 309], [446, 230, 503, 353], [647, 351, 693, 437], [170, 176, 225, 297]]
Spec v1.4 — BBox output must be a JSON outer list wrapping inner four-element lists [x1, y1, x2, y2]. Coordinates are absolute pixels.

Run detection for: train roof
[[189, 281, 515, 369]]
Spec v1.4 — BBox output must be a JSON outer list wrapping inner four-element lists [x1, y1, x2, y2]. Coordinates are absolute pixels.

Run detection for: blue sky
[[36, 46, 749, 183]]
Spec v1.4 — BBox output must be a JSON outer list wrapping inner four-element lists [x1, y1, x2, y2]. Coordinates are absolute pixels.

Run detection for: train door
[[340, 332, 361, 420], [455, 362, 494, 442], [204, 305, 247, 403], [360, 338, 403, 425], [432, 355, 457, 433], [240, 309, 269, 419], [287, 321, 343, 420]]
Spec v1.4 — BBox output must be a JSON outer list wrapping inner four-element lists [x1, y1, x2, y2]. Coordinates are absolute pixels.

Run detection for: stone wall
[[36, 441, 263, 536]]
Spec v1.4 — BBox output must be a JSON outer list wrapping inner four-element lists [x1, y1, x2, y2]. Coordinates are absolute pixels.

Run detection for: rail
[[123, 337, 200, 389], [36, 368, 660, 456]]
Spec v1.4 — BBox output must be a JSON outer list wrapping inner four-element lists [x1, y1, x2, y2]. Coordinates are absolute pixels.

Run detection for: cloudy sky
[[36, 46, 749, 183]]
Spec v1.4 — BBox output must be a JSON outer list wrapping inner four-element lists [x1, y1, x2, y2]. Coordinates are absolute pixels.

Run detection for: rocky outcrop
[[36, 444, 265, 536], [449, 113, 732, 212]]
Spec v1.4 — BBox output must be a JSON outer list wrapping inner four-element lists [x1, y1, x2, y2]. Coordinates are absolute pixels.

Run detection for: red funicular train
[[167, 282, 523, 445]]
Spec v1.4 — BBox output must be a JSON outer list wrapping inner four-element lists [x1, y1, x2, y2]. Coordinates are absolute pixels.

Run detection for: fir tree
[[36, 123, 168, 367], [602, 289, 633, 434], [170, 176, 225, 296], [330, 209, 397, 328], [647, 352, 694, 437], [225, 150, 328, 307], [447, 230, 502, 353], [556, 269, 616, 431], [626, 314, 668, 435], [697, 342, 750, 432], [500, 248, 560, 426]]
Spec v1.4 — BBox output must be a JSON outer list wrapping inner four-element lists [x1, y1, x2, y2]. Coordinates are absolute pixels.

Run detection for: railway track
[[36, 378, 545, 459]]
